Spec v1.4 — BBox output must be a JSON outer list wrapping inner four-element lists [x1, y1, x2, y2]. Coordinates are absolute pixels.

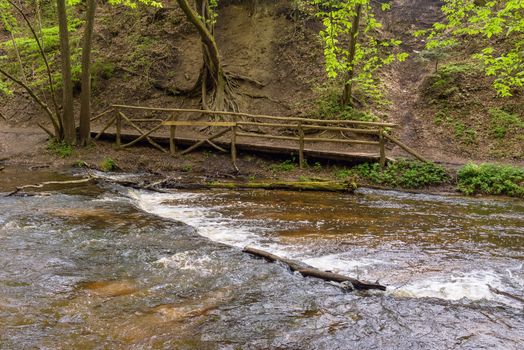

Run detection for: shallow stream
[[0, 168, 522, 349]]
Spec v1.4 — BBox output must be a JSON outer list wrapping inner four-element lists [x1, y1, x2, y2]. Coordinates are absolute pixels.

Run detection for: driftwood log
[[167, 180, 357, 193], [6, 178, 94, 196], [243, 247, 386, 291]]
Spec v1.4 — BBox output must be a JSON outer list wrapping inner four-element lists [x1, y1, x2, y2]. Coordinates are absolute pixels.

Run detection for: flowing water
[[0, 167, 522, 349]]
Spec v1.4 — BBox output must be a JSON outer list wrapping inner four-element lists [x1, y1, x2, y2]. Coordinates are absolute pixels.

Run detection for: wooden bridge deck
[[92, 130, 391, 164], [89, 105, 426, 166]]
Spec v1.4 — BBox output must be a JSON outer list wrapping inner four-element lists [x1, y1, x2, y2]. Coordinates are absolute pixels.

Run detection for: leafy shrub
[[428, 63, 480, 98], [453, 121, 477, 145], [334, 167, 352, 180], [353, 159, 449, 188], [488, 108, 523, 139], [271, 159, 296, 172], [180, 164, 192, 172], [100, 158, 117, 172], [315, 86, 379, 122], [47, 140, 73, 158], [457, 163, 524, 197]]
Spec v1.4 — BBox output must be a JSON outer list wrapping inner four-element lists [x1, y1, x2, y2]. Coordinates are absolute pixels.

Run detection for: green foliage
[[353, 159, 449, 188], [415, 44, 455, 72], [107, 0, 162, 9], [0, 20, 83, 93], [180, 164, 193, 172], [416, 0, 524, 96], [457, 163, 524, 197], [427, 63, 481, 99], [453, 121, 477, 145], [100, 158, 117, 172], [433, 110, 477, 145], [47, 140, 73, 158], [74, 160, 88, 168], [271, 160, 296, 172], [334, 167, 352, 180], [488, 108, 524, 139], [434, 110, 453, 125], [309, 0, 407, 102], [316, 86, 380, 121]]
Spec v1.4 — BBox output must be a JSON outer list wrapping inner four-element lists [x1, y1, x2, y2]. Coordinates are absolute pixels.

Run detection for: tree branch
[[6, 0, 62, 128], [0, 67, 60, 133]]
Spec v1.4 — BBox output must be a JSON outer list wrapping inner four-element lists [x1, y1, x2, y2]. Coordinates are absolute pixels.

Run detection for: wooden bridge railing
[[92, 104, 426, 169]]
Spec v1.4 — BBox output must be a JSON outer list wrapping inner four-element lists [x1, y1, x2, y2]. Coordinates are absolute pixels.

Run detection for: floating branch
[[243, 247, 386, 291]]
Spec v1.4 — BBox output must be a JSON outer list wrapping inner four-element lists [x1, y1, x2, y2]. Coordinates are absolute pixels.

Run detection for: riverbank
[[1, 126, 522, 198]]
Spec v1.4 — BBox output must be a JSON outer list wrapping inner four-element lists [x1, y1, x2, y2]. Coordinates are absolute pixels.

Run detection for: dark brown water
[[0, 168, 523, 349]]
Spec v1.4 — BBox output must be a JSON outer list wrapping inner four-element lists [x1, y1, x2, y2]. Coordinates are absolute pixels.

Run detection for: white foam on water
[[125, 188, 523, 307], [155, 251, 215, 275], [392, 269, 522, 307], [127, 190, 263, 248], [303, 253, 386, 276]]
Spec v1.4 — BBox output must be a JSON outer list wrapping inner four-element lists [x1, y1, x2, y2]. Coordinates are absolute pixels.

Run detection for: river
[[0, 167, 522, 349]]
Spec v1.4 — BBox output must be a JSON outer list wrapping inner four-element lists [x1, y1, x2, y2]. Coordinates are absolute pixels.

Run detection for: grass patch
[[353, 159, 449, 188], [100, 158, 117, 172], [453, 121, 477, 145], [271, 159, 296, 172], [47, 140, 73, 158], [180, 164, 193, 172], [488, 108, 524, 139], [428, 62, 481, 98], [315, 86, 380, 122], [334, 167, 352, 181], [457, 163, 524, 197]]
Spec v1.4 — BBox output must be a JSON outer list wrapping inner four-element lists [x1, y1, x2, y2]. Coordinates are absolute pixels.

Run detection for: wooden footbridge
[[91, 104, 426, 168]]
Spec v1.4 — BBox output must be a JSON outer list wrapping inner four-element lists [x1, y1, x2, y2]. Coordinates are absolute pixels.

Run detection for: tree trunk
[[342, 4, 362, 106], [176, 0, 231, 111], [56, 0, 76, 144], [79, 0, 97, 146]]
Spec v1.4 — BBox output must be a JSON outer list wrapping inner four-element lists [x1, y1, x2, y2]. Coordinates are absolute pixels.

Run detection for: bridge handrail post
[[169, 112, 177, 155], [115, 107, 121, 148], [298, 121, 305, 169], [231, 124, 237, 167], [379, 127, 385, 170]]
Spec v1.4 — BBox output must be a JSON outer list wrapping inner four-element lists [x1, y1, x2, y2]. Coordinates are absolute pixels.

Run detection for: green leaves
[[457, 163, 524, 197], [352, 159, 449, 189], [420, 0, 524, 96], [107, 0, 162, 9], [312, 0, 406, 102]]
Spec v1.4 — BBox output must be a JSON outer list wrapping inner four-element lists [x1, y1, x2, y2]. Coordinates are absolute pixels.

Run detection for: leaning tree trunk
[[176, 0, 234, 111], [342, 3, 362, 106], [56, 0, 76, 144], [79, 0, 97, 146]]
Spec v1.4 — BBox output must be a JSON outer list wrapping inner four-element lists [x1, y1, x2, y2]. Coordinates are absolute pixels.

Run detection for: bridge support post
[[169, 113, 177, 155], [379, 128, 385, 170], [298, 121, 305, 169], [115, 108, 121, 148], [231, 125, 237, 167]]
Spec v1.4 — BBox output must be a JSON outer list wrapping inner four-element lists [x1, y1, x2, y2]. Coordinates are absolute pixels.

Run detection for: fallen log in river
[[167, 180, 357, 192], [243, 247, 386, 291]]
